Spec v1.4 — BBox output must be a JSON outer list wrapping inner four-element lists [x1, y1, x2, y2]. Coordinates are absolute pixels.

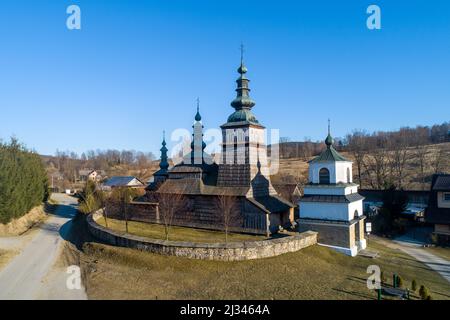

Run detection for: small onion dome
[[195, 109, 202, 121], [238, 63, 248, 74], [325, 133, 334, 147]]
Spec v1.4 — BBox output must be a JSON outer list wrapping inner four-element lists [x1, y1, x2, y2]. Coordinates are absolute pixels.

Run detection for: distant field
[[96, 218, 267, 243], [81, 237, 450, 300]]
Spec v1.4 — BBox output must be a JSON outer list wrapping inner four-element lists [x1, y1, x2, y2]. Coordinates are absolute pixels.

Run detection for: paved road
[[394, 243, 450, 284], [0, 194, 87, 300], [375, 236, 450, 284]]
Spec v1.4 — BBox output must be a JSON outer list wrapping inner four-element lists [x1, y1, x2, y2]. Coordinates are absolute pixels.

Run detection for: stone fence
[[87, 211, 318, 261]]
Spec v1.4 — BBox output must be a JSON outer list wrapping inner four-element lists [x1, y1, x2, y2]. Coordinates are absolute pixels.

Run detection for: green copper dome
[[325, 133, 334, 146], [227, 109, 259, 124], [309, 121, 349, 163]]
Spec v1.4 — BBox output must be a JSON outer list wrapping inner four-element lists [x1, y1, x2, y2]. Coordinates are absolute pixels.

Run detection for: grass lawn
[[96, 217, 267, 243], [81, 237, 450, 300]]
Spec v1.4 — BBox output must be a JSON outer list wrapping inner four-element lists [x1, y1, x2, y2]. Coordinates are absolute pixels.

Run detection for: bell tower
[[217, 48, 277, 197]]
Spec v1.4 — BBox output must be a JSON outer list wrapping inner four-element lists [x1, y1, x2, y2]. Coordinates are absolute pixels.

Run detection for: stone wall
[[88, 211, 317, 261]]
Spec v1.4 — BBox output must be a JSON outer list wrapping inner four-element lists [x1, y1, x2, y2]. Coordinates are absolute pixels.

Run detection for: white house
[[298, 125, 367, 256]]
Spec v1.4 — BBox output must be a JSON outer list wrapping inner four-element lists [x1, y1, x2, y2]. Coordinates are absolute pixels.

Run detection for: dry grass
[[0, 205, 48, 237], [81, 237, 450, 300], [0, 249, 17, 271], [96, 218, 267, 243]]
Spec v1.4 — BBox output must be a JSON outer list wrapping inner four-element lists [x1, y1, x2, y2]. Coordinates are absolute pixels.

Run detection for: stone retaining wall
[[87, 211, 317, 261]]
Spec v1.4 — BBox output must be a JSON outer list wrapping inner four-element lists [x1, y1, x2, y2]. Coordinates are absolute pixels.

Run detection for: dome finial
[[325, 119, 334, 147], [237, 43, 247, 74], [195, 97, 202, 121]]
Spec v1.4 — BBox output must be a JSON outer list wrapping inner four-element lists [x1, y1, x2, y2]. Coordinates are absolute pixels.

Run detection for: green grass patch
[[96, 217, 267, 243]]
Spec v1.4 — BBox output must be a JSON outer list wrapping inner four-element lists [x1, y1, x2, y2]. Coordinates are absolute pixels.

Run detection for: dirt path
[[0, 194, 87, 300]]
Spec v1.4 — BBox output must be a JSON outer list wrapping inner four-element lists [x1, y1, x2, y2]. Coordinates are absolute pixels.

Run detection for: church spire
[[159, 130, 169, 171], [231, 44, 256, 111]]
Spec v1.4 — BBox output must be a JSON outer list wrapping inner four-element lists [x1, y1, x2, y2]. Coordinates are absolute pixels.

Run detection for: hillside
[[271, 142, 450, 191]]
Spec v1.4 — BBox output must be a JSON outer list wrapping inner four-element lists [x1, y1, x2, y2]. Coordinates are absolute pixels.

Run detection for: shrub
[[419, 285, 429, 300], [0, 138, 49, 224], [397, 275, 403, 288], [380, 271, 386, 284], [411, 279, 417, 292]]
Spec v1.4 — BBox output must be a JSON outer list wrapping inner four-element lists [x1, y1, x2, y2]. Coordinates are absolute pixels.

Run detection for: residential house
[[426, 174, 450, 244]]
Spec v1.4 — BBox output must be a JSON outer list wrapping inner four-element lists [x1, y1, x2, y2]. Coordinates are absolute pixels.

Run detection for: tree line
[[345, 123, 449, 190], [275, 122, 450, 190], [46, 149, 156, 185], [276, 122, 449, 160], [0, 138, 49, 224]]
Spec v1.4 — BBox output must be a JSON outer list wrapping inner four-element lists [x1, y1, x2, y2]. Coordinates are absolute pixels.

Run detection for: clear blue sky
[[0, 0, 449, 156]]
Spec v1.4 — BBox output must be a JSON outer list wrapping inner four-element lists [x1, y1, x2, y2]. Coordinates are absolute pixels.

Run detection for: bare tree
[[110, 187, 138, 233], [413, 145, 428, 190], [215, 192, 239, 244], [387, 133, 409, 189], [431, 146, 449, 174], [364, 141, 389, 189], [156, 191, 185, 241], [346, 130, 368, 188]]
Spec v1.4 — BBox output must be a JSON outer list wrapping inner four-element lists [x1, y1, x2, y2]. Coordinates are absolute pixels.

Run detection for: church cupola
[[308, 120, 353, 185], [149, 131, 170, 187], [227, 45, 259, 124], [159, 131, 169, 172]]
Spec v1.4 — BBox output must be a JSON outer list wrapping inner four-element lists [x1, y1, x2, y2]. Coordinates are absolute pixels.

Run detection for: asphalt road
[[0, 194, 87, 300]]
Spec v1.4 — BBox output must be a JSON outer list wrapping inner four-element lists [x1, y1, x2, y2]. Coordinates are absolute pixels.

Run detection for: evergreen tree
[[0, 138, 49, 224]]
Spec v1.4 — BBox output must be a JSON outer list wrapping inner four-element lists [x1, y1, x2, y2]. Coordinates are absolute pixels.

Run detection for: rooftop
[[103, 176, 144, 187]]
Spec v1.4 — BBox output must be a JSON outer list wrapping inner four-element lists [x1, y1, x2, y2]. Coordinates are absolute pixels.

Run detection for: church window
[[354, 210, 359, 219], [347, 167, 351, 183], [319, 168, 330, 184]]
